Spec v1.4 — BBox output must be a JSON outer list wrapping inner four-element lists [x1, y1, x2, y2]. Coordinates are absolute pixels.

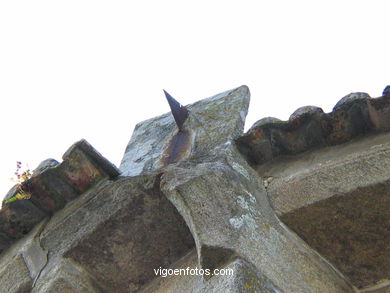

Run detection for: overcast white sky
[[0, 1, 389, 200]]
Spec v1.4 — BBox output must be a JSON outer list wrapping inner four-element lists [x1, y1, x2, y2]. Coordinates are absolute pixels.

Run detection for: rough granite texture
[[0, 85, 389, 292], [119, 86, 250, 176], [237, 91, 390, 166]]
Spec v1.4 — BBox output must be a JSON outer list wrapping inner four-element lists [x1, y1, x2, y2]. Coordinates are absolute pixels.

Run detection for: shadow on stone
[[64, 175, 195, 293], [280, 180, 390, 289], [200, 245, 237, 279]]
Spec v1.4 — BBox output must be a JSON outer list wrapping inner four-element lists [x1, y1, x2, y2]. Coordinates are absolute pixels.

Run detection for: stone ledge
[[256, 132, 390, 289], [0, 175, 196, 293], [281, 181, 390, 289], [237, 91, 390, 166], [257, 131, 390, 216], [38, 175, 195, 292], [0, 139, 120, 255]]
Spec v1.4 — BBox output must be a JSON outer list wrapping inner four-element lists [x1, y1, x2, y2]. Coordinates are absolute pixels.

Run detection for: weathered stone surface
[[256, 131, 390, 289], [0, 185, 47, 241], [25, 166, 79, 213], [360, 281, 390, 293], [248, 117, 282, 132], [35, 176, 194, 293], [0, 200, 46, 240], [237, 109, 330, 164], [281, 181, 390, 289], [62, 139, 120, 180], [235, 126, 274, 165], [333, 92, 370, 111], [21, 230, 48, 288], [258, 131, 390, 216], [0, 232, 12, 254], [237, 92, 390, 167], [0, 254, 32, 293], [139, 249, 281, 293], [21, 139, 120, 214], [0, 176, 195, 293], [328, 97, 372, 145], [32, 258, 104, 293], [120, 85, 250, 176], [289, 105, 324, 121], [0, 216, 55, 293], [280, 111, 329, 153], [368, 95, 390, 130], [161, 148, 353, 292], [33, 159, 60, 176], [61, 139, 120, 192]]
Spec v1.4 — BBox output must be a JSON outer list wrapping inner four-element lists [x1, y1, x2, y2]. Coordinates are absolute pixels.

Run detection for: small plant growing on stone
[[5, 161, 32, 204]]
